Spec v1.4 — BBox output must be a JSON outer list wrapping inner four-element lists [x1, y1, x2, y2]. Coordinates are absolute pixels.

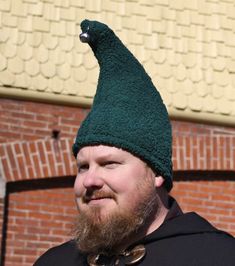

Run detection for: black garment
[[34, 200, 235, 266]]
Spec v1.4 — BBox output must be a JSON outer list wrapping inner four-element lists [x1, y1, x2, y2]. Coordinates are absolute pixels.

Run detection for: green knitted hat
[[73, 20, 173, 191]]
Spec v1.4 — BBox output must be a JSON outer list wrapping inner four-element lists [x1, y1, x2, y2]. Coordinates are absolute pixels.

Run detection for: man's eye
[[103, 161, 119, 168], [78, 164, 89, 173]]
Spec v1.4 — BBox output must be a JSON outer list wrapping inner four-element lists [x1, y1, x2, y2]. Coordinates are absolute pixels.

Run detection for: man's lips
[[84, 196, 113, 204], [82, 191, 116, 204]]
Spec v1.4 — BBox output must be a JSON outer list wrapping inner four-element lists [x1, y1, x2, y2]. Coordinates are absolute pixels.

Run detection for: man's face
[[74, 145, 156, 220], [73, 145, 159, 254]]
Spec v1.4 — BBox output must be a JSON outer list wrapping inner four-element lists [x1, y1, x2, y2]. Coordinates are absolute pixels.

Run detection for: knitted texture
[[73, 20, 173, 191]]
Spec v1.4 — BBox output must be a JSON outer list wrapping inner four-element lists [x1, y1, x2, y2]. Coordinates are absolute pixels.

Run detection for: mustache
[[82, 190, 116, 203]]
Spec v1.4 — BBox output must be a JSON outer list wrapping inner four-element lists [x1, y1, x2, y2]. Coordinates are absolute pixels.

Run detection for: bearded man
[[34, 20, 235, 266]]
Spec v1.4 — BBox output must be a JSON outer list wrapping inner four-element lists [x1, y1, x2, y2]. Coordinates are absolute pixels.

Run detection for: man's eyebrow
[[77, 153, 119, 163]]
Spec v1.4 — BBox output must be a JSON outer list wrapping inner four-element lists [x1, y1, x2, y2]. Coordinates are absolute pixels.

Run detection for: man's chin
[[79, 199, 116, 214], [78, 204, 115, 224]]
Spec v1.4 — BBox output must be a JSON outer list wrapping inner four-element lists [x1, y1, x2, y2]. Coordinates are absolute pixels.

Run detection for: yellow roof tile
[[212, 57, 226, 71], [31, 75, 48, 92], [2, 42, 17, 58], [83, 52, 97, 70], [44, 4, 60, 22], [8, 57, 24, 74], [18, 17, 33, 32], [182, 53, 196, 68], [202, 94, 216, 113], [195, 81, 209, 97], [169, 0, 184, 10], [204, 68, 214, 85], [49, 76, 64, 94], [213, 69, 230, 86], [0, 0, 10, 11], [190, 11, 205, 25], [25, 59, 40, 76], [181, 79, 193, 95], [183, 0, 198, 10], [51, 21, 66, 36], [152, 49, 166, 64], [174, 64, 187, 81], [227, 59, 235, 73], [152, 21, 166, 33], [57, 62, 71, 80], [49, 49, 65, 65], [59, 36, 74, 52], [63, 78, 78, 96], [14, 73, 30, 89], [27, 1, 44, 16], [17, 43, 33, 60], [28, 1, 44, 16], [205, 14, 220, 30], [176, 10, 191, 25], [55, 0, 70, 8], [157, 62, 172, 78], [73, 66, 87, 82], [212, 85, 224, 99], [60, 7, 76, 21], [128, 30, 143, 45], [11, 30, 25, 45], [85, 0, 102, 12], [144, 34, 158, 49], [189, 67, 203, 82], [36, 45, 49, 63], [225, 85, 235, 101], [27, 31, 42, 48], [134, 45, 151, 63], [166, 50, 181, 66], [2, 12, 17, 27], [67, 51, 82, 67], [162, 8, 176, 21], [173, 91, 187, 110], [165, 77, 178, 93], [217, 98, 233, 115], [0, 54, 7, 71], [188, 93, 203, 112], [66, 21, 77, 36], [11, 1, 27, 17], [43, 33, 58, 49], [41, 61, 56, 78], [0, 70, 15, 85]]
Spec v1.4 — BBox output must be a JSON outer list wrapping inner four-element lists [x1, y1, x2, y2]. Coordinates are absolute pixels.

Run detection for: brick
[[37, 141, 47, 164], [33, 154, 43, 178], [47, 153, 56, 176]]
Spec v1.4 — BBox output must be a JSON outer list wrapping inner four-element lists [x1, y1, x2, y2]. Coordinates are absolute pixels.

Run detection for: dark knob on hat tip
[[79, 32, 90, 43]]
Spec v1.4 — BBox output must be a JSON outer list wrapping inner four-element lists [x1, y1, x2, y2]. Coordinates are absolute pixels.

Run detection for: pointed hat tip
[[80, 19, 112, 45]]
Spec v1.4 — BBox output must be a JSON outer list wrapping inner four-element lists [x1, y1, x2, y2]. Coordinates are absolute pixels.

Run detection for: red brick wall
[[0, 99, 88, 143], [171, 181, 235, 236], [0, 197, 4, 252], [4, 187, 76, 266], [0, 98, 235, 265]]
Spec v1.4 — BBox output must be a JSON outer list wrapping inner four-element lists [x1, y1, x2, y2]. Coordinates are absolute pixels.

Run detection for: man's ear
[[154, 176, 165, 188]]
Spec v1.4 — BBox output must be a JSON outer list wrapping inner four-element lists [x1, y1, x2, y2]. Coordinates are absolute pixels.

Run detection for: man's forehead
[[77, 145, 129, 159]]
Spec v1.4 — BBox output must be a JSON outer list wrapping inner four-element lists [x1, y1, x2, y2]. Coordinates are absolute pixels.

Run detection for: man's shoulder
[[33, 240, 84, 266]]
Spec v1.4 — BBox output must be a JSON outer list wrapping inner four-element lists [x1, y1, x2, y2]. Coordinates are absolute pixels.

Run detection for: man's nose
[[82, 167, 104, 189]]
